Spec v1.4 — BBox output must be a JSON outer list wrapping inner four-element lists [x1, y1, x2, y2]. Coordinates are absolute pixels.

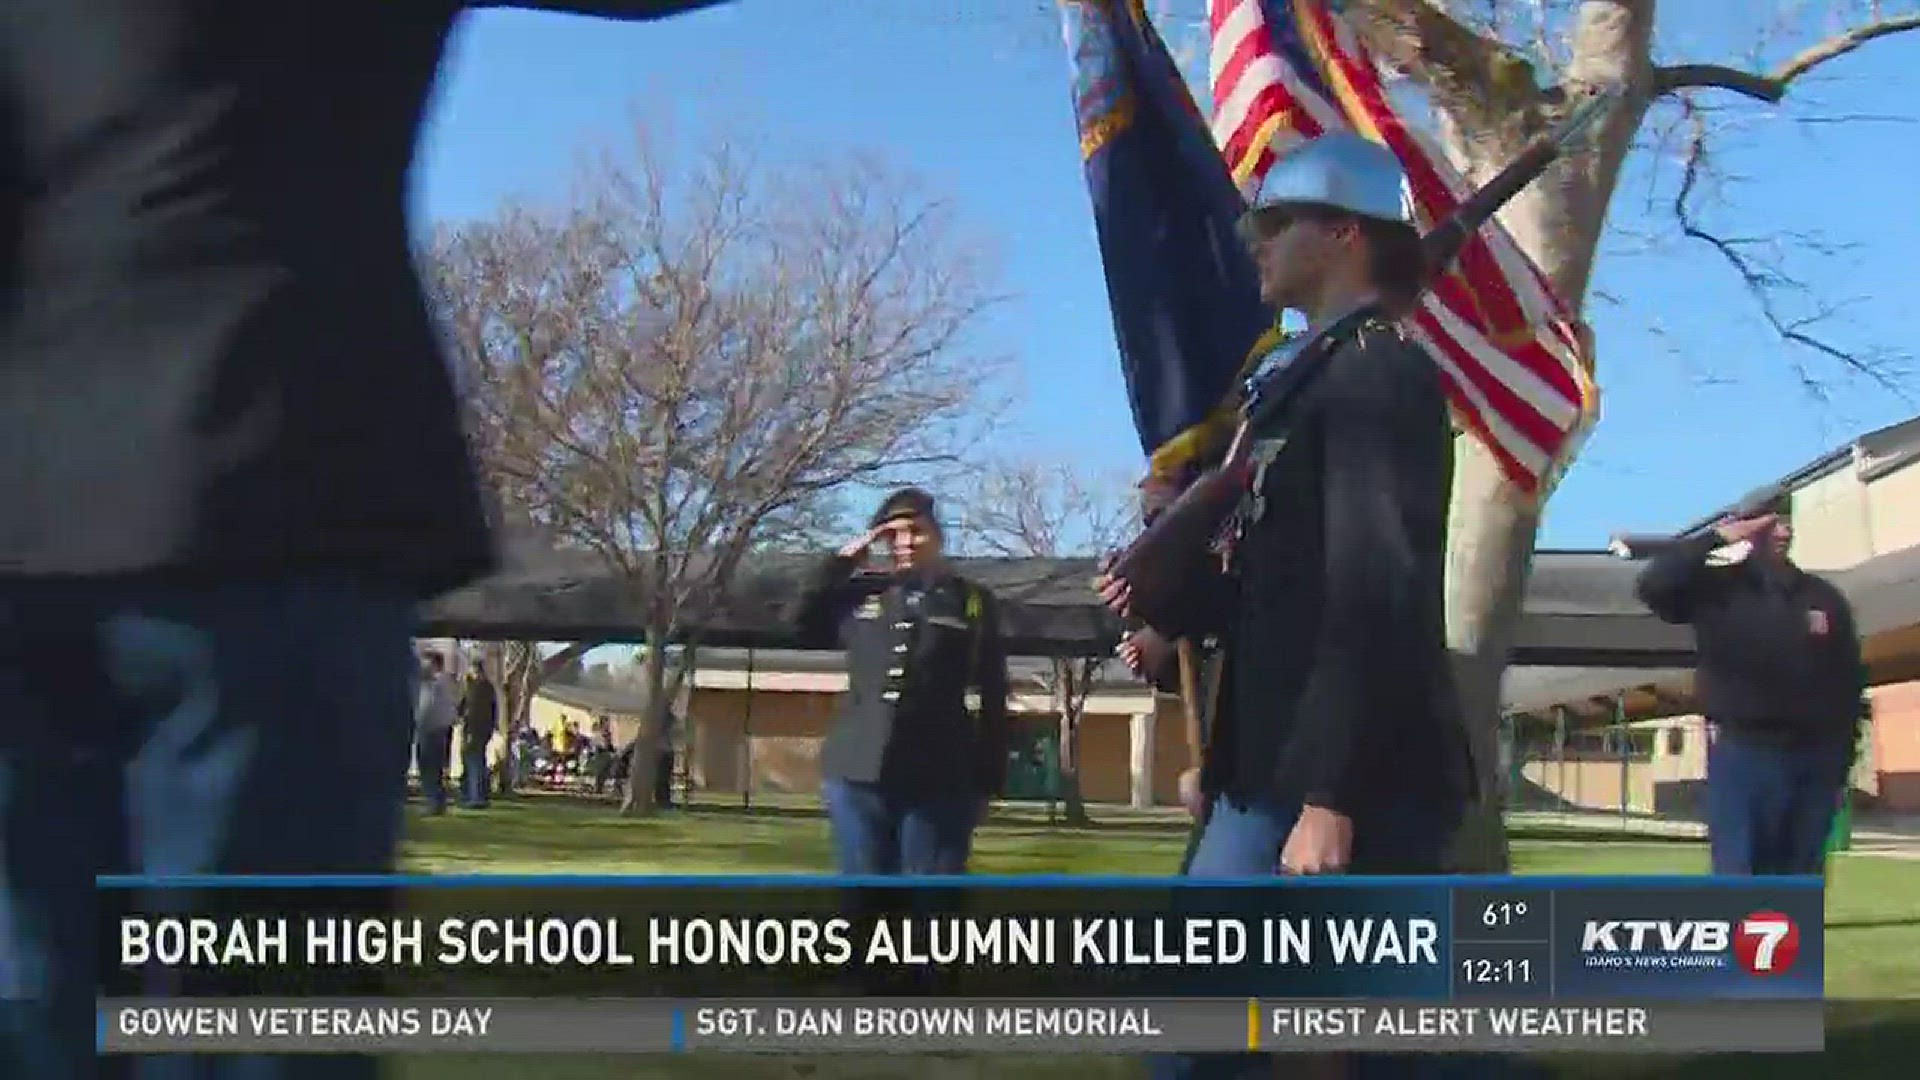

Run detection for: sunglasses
[[1238, 205, 1356, 247], [1236, 207, 1299, 245]]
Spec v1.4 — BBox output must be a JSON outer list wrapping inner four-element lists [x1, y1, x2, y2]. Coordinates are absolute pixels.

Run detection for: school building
[[529, 654, 1184, 806]]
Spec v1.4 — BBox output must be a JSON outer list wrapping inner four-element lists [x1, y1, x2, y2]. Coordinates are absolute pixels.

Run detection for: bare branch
[[1791, 111, 1918, 125], [1667, 97, 1907, 396], [955, 458, 1139, 561], [1652, 14, 1920, 101], [1651, 63, 1787, 102]]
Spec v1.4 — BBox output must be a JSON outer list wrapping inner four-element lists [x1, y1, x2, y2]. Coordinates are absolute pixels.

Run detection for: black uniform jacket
[[792, 554, 1011, 800], [459, 678, 499, 744], [0, 1, 725, 597], [1153, 323, 1476, 814], [1636, 535, 1862, 748]]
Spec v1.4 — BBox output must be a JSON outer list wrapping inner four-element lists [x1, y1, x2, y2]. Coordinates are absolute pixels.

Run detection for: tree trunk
[[1433, 6, 1653, 870], [620, 642, 672, 816], [1443, 441, 1543, 870], [499, 645, 532, 797], [1054, 661, 1090, 826], [501, 642, 535, 733]]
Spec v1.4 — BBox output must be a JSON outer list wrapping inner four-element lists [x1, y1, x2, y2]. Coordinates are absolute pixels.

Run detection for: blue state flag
[[1060, 0, 1274, 479]]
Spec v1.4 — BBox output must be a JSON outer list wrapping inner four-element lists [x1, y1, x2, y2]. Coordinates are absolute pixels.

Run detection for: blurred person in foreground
[[792, 488, 1010, 874], [1635, 498, 1863, 875], [0, 3, 732, 1076], [1097, 133, 1476, 1080]]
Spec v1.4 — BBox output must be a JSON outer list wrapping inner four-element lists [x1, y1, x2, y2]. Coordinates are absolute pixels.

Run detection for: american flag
[[1208, 0, 1598, 496]]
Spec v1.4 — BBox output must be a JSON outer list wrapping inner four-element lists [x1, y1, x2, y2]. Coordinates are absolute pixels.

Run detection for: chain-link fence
[[1500, 710, 1705, 837], [1502, 699, 1880, 841]]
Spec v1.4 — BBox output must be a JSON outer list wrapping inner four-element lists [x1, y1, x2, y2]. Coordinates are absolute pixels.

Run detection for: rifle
[[1108, 87, 1622, 632], [1172, 636, 1232, 873], [1172, 639, 1207, 873], [1608, 484, 1789, 560]]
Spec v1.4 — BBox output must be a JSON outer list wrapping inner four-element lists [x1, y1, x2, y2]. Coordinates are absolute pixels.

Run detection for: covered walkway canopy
[[1502, 541, 1920, 724], [419, 531, 1694, 669]]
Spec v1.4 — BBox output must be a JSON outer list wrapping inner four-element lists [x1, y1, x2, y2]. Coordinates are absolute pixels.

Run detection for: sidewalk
[[1507, 808, 1920, 845], [667, 791, 1920, 853]]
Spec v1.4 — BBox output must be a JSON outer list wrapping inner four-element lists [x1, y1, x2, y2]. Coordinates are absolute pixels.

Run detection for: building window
[[1665, 727, 1685, 756]]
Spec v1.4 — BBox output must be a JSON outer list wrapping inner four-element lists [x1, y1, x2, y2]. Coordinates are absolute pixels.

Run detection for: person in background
[[413, 653, 460, 815], [1635, 497, 1864, 875], [459, 664, 499, 809], [792, 487, 1010, 874], [1, 3, 734, 1075], [1097, 133, 1476, 1080], [514, 724, 545, 793]]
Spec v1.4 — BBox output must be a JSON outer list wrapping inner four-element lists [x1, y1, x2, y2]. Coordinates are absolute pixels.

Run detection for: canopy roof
[[1503, 541, 1920, 722], [566, 647, 1685, 715], [456, 532, 1920, 718], [420, 532, 1694, 666]]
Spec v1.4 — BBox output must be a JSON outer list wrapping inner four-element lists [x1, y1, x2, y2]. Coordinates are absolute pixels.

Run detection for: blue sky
[[413, 1, 1919, 549]]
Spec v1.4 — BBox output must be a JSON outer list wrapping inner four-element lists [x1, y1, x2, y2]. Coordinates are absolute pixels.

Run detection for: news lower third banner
[[98, 874, 1825, 1053], [100, 997, 1824, 1054]]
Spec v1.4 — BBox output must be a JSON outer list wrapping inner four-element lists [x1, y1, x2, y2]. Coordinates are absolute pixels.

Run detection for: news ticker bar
[[100, 878, 1827, 1000], [99, 997, 1824, 1055]]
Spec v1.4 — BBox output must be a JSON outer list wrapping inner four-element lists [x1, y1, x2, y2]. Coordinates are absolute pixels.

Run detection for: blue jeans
[[1707, 731, 1851, 875], [460, 740, 491, 807], [821, 778, 980, 874], [1152, 798, 1476, 1080], [0, 578, 416, 1079], [414, 726, 453, 812]]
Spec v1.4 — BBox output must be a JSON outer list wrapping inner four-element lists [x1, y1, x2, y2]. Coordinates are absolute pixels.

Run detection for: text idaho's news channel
[[98, 875, 1825, 1055]]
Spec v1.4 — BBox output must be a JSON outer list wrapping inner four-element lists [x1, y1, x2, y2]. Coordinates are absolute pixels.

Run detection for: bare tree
[[495, 640, 595, 784], [961, 460, 1140, 823], [1239, 0, 1920, 868], [423, 124, 1006, 815]]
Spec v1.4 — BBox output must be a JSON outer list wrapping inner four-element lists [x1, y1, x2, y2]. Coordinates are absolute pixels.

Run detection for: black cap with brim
[[871, 487, 937, 530], [1729, 489, 1792, 521]]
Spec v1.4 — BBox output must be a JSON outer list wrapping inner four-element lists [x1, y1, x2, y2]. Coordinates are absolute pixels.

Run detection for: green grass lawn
[[393, 795, 1920, 1079]]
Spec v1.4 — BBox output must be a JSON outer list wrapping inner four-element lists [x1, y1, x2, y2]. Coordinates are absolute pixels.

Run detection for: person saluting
[[1635, 497, 1863, 875], [792, 488, 1010, 874]]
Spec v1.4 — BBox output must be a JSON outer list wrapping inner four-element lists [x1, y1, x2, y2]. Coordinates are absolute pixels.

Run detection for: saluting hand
[[1280, 805, 1352, 875], [1712, 513, 1777, 546], [838, 521, 902, 560]]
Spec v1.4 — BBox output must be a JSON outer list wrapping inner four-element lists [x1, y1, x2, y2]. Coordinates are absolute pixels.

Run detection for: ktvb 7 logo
[[1578, 912, 1800, 976]]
